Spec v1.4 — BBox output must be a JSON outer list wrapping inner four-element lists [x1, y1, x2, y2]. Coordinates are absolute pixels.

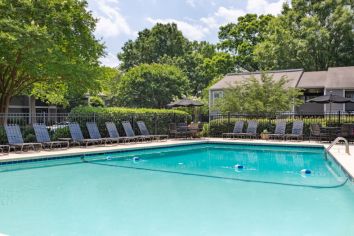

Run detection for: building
[[8, 95, 60, 115], [209, 66, 354, 115]]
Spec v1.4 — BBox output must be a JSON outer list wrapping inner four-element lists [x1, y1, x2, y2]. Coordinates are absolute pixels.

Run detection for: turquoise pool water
[[0, 143, 353, 235]]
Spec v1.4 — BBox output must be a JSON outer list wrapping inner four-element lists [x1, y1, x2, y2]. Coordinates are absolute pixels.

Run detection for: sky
[[86, 0, 288, 67]]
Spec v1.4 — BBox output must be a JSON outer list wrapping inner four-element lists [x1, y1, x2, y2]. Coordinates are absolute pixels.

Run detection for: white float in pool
[[301, 169, 312, 174], [234, 164, 244, 169]]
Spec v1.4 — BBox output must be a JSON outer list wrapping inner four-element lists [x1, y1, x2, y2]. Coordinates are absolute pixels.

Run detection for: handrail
[[326, 137, 350, 155]]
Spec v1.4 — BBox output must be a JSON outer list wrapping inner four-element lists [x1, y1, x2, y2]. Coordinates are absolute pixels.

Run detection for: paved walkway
[[1, 138, 353, 180]]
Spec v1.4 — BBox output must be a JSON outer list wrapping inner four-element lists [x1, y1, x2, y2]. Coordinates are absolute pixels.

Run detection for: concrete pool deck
[[1, 138, 353, 180]]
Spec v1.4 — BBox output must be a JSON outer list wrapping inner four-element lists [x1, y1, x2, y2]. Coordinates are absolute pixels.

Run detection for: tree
[[118, 23, 189, 71], [115, 64, 189, 108], [218, 14, 274, 71], [214, 73, 303, 115], [97, 66, 121, 105], [0, 0, 104, 116], [89, 96, 105, 107], [158, 41, 235, 96], [255, 0, 354, 71]]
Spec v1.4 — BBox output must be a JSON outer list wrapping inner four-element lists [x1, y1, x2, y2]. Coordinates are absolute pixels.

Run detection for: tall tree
[[158, 41, 234, 96], [218, 14, 274, 71], [214, 73, 303, 115], [115, 64, 189, 108], [255, 0, 354, 71], [0, 0, 104, 116], [118, 23, 189, 71]]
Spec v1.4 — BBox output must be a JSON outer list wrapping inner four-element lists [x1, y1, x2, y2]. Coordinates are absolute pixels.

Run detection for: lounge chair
[[33, 123, 69, 149], [340, 124, 354, 142], [222, 121, 244, 138], [105, 122, 135, 143], [268, 121, 286, 140], [86, 122, 118, 145], [137, 121, 168, 141], [285, 121, 304, 141], [234, 120, 258, 139], [68, 123, 102, 147], [309, 123, 329, 142], [122, 121, 152, 142], [5, 124, 42, 152]]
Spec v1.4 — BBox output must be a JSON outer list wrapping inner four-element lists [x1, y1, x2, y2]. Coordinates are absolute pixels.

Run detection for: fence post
[[154, 113, 157, 135], [131, 115, 134, 130], [227, 111, 231, 133]]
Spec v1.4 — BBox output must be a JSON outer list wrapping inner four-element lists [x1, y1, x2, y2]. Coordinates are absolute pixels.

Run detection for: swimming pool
[[0, 143, 353, 235]]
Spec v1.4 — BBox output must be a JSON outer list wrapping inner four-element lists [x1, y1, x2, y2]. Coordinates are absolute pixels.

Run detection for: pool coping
[[0, 138, 353, 181]]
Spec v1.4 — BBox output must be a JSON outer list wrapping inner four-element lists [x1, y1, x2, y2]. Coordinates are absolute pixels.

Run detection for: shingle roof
[[297, 71, 327, 88], [326, 66, 354, 89], [209, 66, 354, 90], [209, 69, 304, 90]]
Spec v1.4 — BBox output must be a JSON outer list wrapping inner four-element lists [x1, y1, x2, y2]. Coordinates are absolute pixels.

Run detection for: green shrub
[[24, 133, 36, 142], [51, 127, 70, 141], [69, 106, 190, 137], [89, 96, 105, 107]]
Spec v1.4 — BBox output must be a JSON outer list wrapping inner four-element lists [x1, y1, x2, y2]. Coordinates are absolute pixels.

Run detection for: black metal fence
[[0, 112, 191, 141], [210, 111, 354, 124], [208, 111, 354, 138], [1, 111, 354, 140]]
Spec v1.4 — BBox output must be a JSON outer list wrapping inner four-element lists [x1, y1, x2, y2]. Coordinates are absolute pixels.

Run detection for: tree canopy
[[117, 23, 235, 96], [214, 73, 303, 115], [218, 14, 274, 71], [115, 64, 189, 108], [118, 23, 189, 71], [0, 0, 104, 114], [255, 0, 354, 71]]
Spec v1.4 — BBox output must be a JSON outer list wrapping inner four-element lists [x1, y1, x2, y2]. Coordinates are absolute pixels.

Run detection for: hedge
[[205, 118, 347, 138], [68, 106, 189, 138]]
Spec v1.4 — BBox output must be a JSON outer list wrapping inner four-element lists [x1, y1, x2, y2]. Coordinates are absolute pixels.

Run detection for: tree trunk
[[0, 94, 11, 125]]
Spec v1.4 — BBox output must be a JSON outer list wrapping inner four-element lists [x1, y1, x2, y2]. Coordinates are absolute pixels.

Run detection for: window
[[212, 91, 223, 105], [345, 90, 354, 112], [303, 88, 324, 102], [213, 91, 223, 99]]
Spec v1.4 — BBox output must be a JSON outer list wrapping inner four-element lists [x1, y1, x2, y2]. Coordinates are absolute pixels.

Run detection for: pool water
[[0, 143, 353, 236]]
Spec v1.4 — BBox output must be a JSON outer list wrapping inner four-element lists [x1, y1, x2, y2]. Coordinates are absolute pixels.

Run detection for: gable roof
[[209, 69, 304, 91], [297, 71, 327, 88], [326, 66, 354, 89], [210, 66, 354, 91]]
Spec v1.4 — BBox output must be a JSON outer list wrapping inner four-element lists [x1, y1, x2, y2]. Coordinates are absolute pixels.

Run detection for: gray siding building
[[209, 66, 354, 115]]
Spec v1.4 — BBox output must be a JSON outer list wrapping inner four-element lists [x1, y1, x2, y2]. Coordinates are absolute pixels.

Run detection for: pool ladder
[[326, 137, 350, 155]]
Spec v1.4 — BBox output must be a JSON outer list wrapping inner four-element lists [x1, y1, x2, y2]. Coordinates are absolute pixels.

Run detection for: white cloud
[[100, 52, 119, 67], [200, 16, 219, 29], [186, 0, 197, 7], [199, 7, 245, 31], [247, 0, 285, 15], [146, 17, 209, 41], [88, 0, 132, 38], [198, 0, 286, 32], [214, 7, 246, 23], [186, 0, 216, 8]]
